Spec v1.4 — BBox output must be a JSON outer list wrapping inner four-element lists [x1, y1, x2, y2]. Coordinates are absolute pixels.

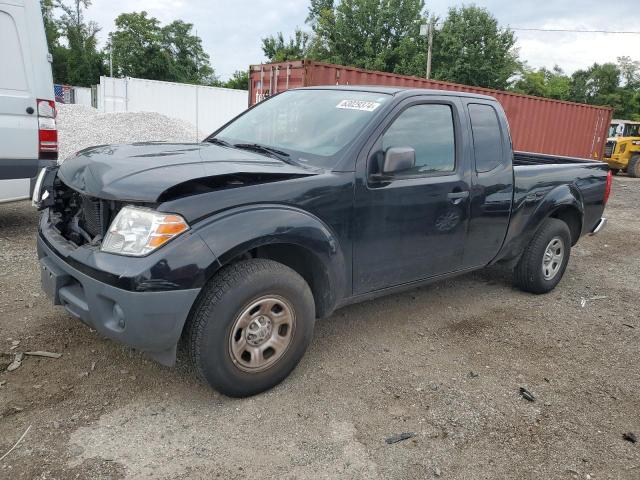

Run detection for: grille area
[[81, 195, 103, 237], [604, 140, 616, 158], [48, 178, 117, 246]]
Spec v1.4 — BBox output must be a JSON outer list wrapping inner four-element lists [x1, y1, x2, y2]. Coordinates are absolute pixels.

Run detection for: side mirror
[[382, 147, 415, 175]]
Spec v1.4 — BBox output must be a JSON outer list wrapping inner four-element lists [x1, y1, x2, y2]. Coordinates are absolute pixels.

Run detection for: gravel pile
[[56, 104, 203, 161]]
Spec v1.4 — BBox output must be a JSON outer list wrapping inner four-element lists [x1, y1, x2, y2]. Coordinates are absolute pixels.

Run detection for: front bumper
[[37, 233, 201, 366]]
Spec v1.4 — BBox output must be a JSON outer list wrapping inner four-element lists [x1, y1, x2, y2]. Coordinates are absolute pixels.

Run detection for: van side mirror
[[382, 147, 415, 175]]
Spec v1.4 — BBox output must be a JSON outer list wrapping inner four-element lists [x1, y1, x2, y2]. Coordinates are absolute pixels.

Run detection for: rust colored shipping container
[[249, 60, 613, 160]]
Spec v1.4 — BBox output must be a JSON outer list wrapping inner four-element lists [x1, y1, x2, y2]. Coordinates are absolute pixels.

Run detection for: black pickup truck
[[34, 87, 611, 397]]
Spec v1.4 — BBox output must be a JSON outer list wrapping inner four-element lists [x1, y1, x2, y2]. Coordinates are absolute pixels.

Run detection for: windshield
[[624, 124, 640, 137], [213, 89, 391, 168], [609, 122, 640, 137]]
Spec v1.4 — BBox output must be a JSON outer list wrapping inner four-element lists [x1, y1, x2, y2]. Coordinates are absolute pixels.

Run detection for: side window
[[0, 12, 28, 91], [469, 104, 503, 173], [380, 104, 455, 176]]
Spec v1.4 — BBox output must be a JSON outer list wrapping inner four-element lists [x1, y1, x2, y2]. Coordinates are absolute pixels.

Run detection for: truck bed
[[513, 151, 601, 166]]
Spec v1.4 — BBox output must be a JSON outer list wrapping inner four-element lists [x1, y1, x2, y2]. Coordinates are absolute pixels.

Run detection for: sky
[[84, 0, 640, 81]]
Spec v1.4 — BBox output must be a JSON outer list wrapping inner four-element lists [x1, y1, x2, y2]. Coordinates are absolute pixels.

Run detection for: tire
[[610, 168, 620, 176], [627, 155, 640, 178], [513, 218, 571, 294], [186, 259, 315, 397]]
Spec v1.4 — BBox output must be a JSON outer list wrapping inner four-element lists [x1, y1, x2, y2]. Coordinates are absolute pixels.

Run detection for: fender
[[193, 204, 348, 314], [495, 183, 584, 264]]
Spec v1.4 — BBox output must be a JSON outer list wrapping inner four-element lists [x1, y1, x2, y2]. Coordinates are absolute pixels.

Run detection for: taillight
[[604, 170, 612, 205], [37, 99, 58, 159]]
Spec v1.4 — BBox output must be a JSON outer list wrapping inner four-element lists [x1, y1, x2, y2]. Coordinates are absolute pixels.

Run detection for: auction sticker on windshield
[[336, 100, 381, 112]]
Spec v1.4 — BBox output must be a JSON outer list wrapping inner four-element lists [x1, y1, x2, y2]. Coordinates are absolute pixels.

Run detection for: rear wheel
[[627, 155, 640, 178], [514, 218, 571, 294], [186, 259, 315, 397]]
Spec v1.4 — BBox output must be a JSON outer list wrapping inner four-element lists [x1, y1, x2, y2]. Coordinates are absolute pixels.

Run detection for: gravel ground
[[1, 176, 639, 479], [56, 104, 202, 161]]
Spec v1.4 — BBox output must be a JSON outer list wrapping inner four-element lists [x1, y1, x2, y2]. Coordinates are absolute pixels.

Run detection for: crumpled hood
[[58, 142, 316, 202]]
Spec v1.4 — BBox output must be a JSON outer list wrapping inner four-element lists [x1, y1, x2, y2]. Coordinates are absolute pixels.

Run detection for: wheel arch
[[193, 205, 347, 319], [495, 183, 584, 265]]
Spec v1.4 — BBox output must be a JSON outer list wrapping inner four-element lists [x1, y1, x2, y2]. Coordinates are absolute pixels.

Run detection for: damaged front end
[[35, 167, 140, 249]]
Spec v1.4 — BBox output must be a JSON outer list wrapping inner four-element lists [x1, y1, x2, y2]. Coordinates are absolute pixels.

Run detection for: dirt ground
[[1, 176, 639, 480]]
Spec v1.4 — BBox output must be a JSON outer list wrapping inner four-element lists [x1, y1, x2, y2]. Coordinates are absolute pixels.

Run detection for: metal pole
[[426, 21, 433, 79]]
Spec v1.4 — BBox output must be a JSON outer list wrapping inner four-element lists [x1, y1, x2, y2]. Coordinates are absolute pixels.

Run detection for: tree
[[55, 0, 104, 86], [107, 12, 216, 84], [42, 0, 104, 86], [41, 0, 59, 50], [162, 20, 215, 84], [223, 70, 249, 90], [511, 65, 571, 100], [262, 29, 311, 62], [305, 0, 427, 74], [569, 61, 640, 119], [432, 6, 518, 89]]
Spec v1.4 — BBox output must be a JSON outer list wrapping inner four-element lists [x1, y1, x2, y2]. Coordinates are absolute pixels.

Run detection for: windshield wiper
[[206, 137, 232, 147], [233, 143, 293, 161]]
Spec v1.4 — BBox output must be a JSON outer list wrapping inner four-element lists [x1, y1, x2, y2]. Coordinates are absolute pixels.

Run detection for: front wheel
[[186, 259, 315, 397], [513, 218, 571, 294], [627, 155, 640, 178]]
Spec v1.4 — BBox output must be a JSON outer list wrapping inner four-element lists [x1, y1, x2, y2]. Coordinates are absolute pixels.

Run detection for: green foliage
[[222, 70, 249, 90], [107, 12, 216, 85], [43, 0, 105, 86], [262, 29, 311, 62], [512, 66, 571, 100], [432, 6, 518, 89], [305, 0, 427, 74], [511, 59, 640, 119]]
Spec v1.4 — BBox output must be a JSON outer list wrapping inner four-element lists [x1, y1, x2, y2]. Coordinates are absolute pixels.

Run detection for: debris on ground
[[56, 104, 202, 161], [623, 432, 637, 444], [519, 387, 536, 402], [24, 351, 62, 359], [468, 371, 479, 378], [0, 425, 32, 462], [384, 432, 416, 444], [6, 352, 23, 372], [10, 340, 20, 350]]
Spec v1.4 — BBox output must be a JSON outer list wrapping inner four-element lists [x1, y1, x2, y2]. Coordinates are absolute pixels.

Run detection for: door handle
[[447, 191, 469, 205]]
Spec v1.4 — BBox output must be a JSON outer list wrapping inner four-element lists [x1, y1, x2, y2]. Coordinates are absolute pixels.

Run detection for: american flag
[[54, 84, 72, 103]]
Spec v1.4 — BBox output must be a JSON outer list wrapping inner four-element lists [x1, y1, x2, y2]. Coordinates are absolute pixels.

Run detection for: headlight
[[101, 206, 189, 256]]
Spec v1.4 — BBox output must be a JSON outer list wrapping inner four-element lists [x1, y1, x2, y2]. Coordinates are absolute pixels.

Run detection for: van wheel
[[628, 155, 640, 178], [186, 259, 315, 397], [514, 218, 571, 294]]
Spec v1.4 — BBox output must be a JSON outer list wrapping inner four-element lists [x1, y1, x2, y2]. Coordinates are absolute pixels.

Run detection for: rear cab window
[[468, 103, 504, 173]]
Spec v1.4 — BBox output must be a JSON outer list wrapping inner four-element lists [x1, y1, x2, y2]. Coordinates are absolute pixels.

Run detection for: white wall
[[72, 86, 92, 106], [97, 77, 248, 137]]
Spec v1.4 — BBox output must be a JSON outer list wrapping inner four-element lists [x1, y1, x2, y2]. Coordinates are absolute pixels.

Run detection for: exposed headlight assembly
[[101, 206, 189, 256]]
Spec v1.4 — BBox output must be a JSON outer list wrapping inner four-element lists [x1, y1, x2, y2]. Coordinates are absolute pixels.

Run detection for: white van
[[0, 0, 57, 203]]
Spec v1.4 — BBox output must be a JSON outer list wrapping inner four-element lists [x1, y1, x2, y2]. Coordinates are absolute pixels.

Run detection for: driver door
[[353, 98, 471, 294]]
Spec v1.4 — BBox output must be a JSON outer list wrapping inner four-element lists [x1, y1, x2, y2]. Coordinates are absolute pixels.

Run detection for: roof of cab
[[296, 85, 498, 102]]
